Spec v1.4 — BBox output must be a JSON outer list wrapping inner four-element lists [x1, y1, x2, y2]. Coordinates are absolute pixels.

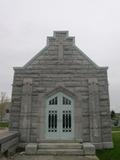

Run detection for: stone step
[[37, 148, 84, 155], [38, 143, 83, 149], [38, 140, 83, 143], [25, 142, 95, 156]]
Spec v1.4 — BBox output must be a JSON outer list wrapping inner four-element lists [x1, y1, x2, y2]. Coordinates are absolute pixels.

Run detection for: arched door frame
[[46, 92, 74, 140], [37, 86, 83, 142]]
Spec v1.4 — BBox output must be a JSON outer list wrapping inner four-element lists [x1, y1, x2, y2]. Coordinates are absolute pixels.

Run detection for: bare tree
[[0, 92, 9, 121]]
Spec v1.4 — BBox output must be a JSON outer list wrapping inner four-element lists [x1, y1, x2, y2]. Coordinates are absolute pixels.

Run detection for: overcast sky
[[0, 0, 120, 112]]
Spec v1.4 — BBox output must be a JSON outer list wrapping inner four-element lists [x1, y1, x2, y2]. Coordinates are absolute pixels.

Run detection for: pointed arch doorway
[[46, 92, 74, 140]]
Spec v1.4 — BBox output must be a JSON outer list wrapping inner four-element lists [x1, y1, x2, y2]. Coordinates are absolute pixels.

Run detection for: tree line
[[0, 92, 10, 121]]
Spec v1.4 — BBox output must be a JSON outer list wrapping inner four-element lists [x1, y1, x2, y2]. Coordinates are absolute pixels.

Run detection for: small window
[[63, 97, 71, 105], [49, 97, 58, 105]]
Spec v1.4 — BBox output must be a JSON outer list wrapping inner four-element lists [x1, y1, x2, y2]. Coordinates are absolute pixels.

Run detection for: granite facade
[[10, 31, 113, 149]]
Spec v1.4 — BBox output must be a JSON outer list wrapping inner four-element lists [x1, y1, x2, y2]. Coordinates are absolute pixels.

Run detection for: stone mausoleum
[[10, 31, 113, 154]]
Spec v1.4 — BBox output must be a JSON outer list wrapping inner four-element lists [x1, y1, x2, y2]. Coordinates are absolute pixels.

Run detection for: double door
[[46, 92, 74, 140]]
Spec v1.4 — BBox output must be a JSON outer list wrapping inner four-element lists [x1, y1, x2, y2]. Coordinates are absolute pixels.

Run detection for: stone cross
[[47, 34, 74, 60], [54, 40, 72, 60], [57, 40, 64, 60]]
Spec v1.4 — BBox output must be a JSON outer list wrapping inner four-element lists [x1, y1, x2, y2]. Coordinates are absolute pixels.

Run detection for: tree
[[111, 110, 116, 119], [0, 92, 9, 121]]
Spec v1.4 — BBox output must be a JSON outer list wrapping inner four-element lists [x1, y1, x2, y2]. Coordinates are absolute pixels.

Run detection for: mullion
[[55, 113, 57, 129], [69, 113, 71, 129], [66, 112, 68, 129]]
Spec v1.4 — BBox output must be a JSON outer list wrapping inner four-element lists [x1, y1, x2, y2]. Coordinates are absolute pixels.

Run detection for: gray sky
[[0, 0, 120, 112]]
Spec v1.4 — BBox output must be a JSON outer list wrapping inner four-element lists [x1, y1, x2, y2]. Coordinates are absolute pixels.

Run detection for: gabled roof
[[22, 31, 108, 70]]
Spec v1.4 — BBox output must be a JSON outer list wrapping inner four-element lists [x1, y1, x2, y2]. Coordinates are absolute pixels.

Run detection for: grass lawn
[[0, 122, 9, 128], [96, 132, 120, 160], [112, 127, 120, 132]]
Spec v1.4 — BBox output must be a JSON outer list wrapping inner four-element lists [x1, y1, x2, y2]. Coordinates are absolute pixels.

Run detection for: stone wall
[[10, 31, 113, 148]]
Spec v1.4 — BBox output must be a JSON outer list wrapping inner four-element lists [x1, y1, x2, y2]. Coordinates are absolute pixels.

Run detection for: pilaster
[[88, 78, 101, 143], [20, 78, 32, 142]]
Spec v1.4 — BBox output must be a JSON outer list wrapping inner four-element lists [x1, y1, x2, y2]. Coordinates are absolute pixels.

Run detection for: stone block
[[102, 134, 112, 142], [1, 137, 19, 153], [93, 143, 103, 149], [103, 142, 113, 149], [85, 156, 100, 160], [8, 145, 17, 156], [83, 128, 89, 134], [83, 143, 95, 155], [83, 135, 90, 142], [25, 143, 37, 154]]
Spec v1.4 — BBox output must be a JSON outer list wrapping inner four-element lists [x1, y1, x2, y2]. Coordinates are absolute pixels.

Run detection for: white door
[[46, 92, 74, 140]]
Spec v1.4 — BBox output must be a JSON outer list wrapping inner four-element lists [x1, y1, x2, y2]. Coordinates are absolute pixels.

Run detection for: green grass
[[96, 132, 120, 160], [112, 127, 120, 131], [0, 122, 9, 128]]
